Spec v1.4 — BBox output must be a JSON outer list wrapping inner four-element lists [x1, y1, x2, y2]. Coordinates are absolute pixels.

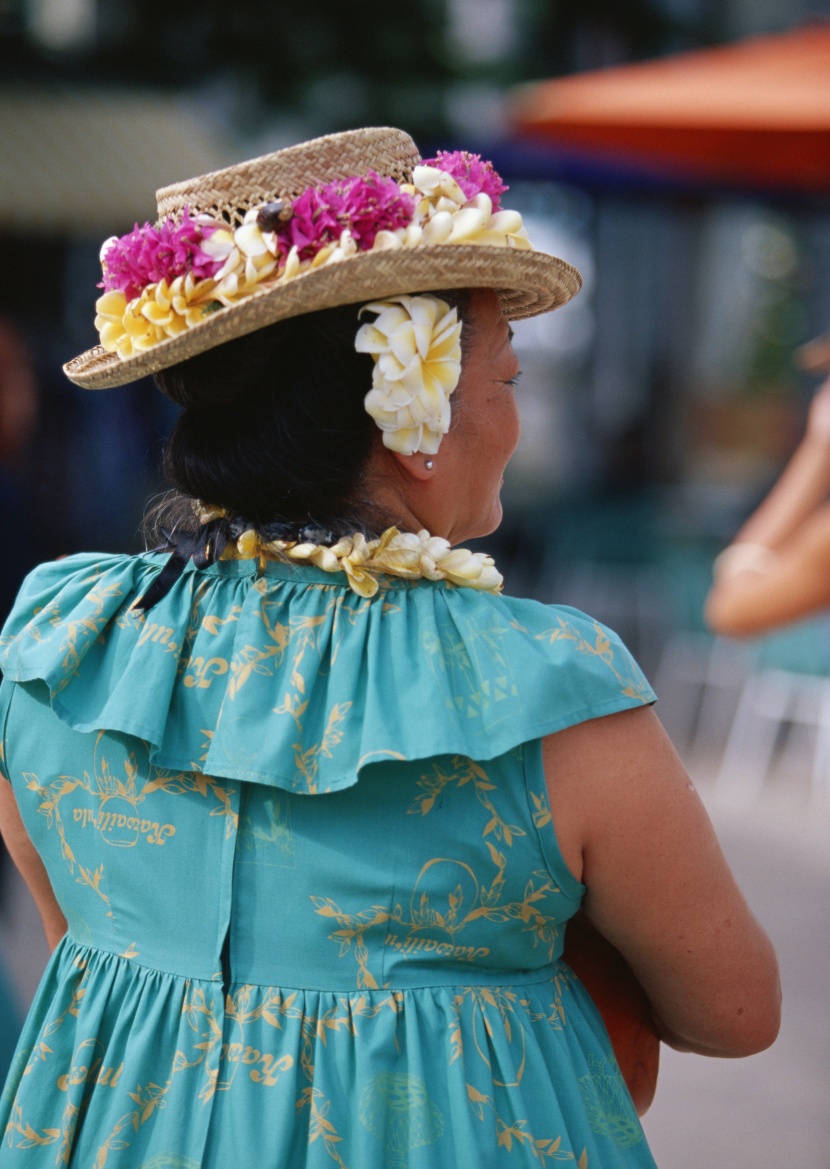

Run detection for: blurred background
[[1, 0, 830, 1164]]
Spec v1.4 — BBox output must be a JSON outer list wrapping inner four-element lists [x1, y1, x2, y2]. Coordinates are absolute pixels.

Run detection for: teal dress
[[0, 553, 657, 1169]]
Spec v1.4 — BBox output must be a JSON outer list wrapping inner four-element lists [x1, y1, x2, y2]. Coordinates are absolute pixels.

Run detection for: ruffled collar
[[0, 553, 655, 794]]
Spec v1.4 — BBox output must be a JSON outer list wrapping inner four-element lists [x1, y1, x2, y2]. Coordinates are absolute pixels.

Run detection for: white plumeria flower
[[420, 212, 454, 245], [372, 229, 403, 251], [200, 227, 236, 262], [312, 229, 357, 267], [409, 165, 467, 207], [355, 295, 462, 456], [402, 169, 535, 252], [234, 222, 272, 258], [99, 235, 119, 263]]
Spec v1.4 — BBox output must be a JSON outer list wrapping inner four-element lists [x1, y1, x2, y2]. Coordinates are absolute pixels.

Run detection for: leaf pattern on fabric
[[533, 617, 652, 704]]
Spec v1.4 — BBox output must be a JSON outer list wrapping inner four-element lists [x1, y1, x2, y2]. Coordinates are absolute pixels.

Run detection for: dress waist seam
[[62, 936, 222, 984], [60, 937, 563, 993], [231, 970, 565, 994]]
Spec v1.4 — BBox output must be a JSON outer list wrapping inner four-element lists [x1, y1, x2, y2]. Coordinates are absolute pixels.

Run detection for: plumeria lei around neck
[[94, 152, 531, 362], [194, 504, 503, 598]]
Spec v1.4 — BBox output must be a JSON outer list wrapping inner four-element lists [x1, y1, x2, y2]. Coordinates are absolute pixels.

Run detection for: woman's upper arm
[[543, 705, 781, 1058], [706, 504, 830, 636], [0, 708, 67, 952]]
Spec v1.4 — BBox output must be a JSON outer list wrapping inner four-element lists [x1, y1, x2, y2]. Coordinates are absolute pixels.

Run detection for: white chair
[[715, 617, 830, 806], [654, 632, 756, 757]]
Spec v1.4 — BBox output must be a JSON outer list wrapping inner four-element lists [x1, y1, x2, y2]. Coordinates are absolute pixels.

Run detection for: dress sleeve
[[495, 599, 657, 737]]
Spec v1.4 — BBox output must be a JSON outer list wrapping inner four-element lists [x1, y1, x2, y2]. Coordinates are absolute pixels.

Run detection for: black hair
[[148, 291, 472, 543]]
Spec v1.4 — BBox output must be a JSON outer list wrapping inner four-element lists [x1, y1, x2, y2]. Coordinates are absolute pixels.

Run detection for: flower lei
[[195, 505, 503, 598], [94, 152, 531, 362]]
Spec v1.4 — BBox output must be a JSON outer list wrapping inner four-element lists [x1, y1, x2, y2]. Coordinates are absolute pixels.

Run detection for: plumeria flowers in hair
[[355, 295, 463, 455]]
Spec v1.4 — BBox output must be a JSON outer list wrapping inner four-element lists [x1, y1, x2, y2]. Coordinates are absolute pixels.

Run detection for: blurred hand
[[806, 377, 830, 445]]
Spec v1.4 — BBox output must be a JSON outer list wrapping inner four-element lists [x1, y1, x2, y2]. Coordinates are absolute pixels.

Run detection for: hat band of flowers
[[95, 153, 525, 361], [63, 129, 582, 390]]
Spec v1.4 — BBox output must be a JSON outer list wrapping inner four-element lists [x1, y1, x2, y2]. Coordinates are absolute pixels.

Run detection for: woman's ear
[[389, 450, 437, 483]]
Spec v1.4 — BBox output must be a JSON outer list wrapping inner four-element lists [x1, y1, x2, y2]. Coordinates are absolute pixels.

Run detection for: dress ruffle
[[0, 553, 655, 794]]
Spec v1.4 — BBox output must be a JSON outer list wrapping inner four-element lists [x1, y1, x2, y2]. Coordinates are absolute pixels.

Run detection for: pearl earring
[[424, 459, 434, 470]]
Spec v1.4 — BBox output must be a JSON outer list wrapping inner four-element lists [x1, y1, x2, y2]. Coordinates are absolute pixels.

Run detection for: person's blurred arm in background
[[0, 318, 39, 624], [706, 376, 830, 636]]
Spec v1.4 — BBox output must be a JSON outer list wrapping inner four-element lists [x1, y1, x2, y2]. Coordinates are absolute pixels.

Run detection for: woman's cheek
[[502, 394, 521, 461]]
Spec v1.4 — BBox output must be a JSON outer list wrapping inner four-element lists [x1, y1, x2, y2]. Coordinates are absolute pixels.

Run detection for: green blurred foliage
[[0, 0, 708, 139]]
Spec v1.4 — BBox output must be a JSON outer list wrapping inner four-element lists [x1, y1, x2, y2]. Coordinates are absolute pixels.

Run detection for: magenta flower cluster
[[423, 151, 508, 210], [100, 211, 221, 301], [280, 172, 416, 260]]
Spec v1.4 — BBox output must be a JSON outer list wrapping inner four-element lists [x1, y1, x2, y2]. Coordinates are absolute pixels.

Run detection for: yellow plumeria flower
[[356, 295, 462, 456], [402, 167, 533, 252]]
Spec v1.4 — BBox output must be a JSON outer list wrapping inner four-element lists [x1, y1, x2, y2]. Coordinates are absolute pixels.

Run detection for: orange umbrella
[[510, 26, 830, 192]]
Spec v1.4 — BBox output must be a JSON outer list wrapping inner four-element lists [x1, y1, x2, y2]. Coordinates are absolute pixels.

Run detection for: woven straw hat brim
[[64, 246, 581, 390]]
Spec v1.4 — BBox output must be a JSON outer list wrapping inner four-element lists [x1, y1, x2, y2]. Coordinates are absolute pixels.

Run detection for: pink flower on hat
[[422, 151, 508, 211], [279, 172, 415, 260], [324, 173, 416, 251], [280, 187, 342, 261], [100, 210, 223, 302]]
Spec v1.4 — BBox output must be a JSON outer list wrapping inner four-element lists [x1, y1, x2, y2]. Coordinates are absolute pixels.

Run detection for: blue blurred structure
[[0, 950, 22, 1091]]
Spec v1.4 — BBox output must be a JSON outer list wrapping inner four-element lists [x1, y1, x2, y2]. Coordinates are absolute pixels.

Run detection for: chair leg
[[811, 680, 830, 808], [651, 632, 711, 752], [716, 670, 793, 802], [692, 637, 755, 758]]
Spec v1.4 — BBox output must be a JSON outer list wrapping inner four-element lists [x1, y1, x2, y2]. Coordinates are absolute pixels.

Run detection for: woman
[[0, 128, 779, 1168], [707, 374, 830, 636]]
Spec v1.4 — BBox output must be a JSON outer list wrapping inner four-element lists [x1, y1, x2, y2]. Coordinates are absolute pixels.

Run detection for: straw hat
[[63, 126, 582, 391]]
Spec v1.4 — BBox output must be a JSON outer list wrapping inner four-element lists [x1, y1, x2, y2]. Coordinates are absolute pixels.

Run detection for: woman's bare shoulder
[[542, 706, 781, 1058]]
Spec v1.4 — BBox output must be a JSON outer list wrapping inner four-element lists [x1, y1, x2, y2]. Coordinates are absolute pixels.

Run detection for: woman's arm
[[728, 380, 830, 549], [706, 502, 830, 636], [543, 705, 781, 1058], [706, 377, 830, 636], [0, 775, 66, 951]]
